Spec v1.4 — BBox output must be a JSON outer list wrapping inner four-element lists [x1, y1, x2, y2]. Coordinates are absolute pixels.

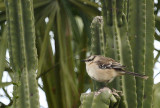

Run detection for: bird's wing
[[95, 57, 126, 70]]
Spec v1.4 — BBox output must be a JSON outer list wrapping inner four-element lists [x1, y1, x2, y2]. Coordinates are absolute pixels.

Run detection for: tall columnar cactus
[[80, 0, 155, 108], [5, 0, 39, 108], [80, 10, 124, 108], [117, 18, 138, 108], [90, 16, 105, 56], [101, 0, 122, 90], [102, 0, 137, 108], [101, 0, 116, 59], [90, 16, 107, 90], [128, 0, 146, 108], [143, 0, 155, 108]]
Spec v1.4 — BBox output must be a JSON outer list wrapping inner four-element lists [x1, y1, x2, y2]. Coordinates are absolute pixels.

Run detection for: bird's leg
[[92, 80, 97, 91], [92, 80, 107, 91]]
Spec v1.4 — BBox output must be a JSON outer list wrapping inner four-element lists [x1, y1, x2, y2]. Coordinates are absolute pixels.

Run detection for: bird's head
[[81, 55, 97, 64]]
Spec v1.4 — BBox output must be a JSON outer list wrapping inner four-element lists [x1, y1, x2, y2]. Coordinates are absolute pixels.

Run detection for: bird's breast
[[86, 63, 119, 82]]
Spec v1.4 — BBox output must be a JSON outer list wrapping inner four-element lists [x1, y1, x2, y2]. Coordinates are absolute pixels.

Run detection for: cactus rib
[[143, 0, 155, 108], [128, 0, 146, 108]]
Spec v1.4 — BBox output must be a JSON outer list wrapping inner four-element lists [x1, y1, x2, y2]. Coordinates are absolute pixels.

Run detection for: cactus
[[102, 0, 137, 107], [128, 0, 146, 108], [143, 0, 155, 108], [5, 0, 39, 108], [118, 17, 138, 108], [80, 88, 122, 108], [81, 1, 127, 107], [101, 0, 121, 90], [90, 16, 106, 90], [90, 16, 105, 56], [101, 0, 115, 59], [80, 0, 155, 108]]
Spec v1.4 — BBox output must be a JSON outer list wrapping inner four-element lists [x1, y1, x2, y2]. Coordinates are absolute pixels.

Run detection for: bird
[[82, 55, 148, 83]]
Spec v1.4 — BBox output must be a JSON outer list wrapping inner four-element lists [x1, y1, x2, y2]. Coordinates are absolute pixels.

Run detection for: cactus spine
[[5, 0, 39, 108]]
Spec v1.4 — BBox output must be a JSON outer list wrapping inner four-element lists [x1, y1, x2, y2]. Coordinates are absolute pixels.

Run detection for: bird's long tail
[[124, 71, 149, 80]]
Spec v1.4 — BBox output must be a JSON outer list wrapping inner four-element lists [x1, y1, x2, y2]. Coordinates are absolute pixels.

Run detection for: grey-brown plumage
[[82, 55, 148, 83]]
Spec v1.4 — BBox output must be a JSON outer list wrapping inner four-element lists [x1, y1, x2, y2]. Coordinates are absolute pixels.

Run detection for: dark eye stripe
[[91, 56, 96, 60], [86, 56, 96, 62], [87, 59, 92, 62]]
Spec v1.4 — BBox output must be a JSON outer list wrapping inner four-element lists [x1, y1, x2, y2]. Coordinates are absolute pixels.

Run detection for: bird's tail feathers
[[124, 71, 148, 80]]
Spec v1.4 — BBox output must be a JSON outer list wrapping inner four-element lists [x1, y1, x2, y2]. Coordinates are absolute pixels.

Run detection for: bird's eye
[[86, 56, 96, 62], [87, 59, 92, 62]]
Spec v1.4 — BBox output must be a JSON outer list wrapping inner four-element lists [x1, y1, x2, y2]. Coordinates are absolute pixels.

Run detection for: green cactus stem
[[118, 15, 137, 108], [90, 16, 105, 56], [101, 0, 115, 59], [102, 0, 137, 107], [90, 16, 106, 90], [80, 87, 122, 108], [128, 0, 146, 108], [116, 0, 124, 27], [143, 0, 155, 108], [102, 0, 122, 90], [5, 0, 39, 107]]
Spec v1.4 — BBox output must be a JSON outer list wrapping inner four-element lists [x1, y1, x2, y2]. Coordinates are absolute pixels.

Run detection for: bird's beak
[[81, 59, 87, 62]]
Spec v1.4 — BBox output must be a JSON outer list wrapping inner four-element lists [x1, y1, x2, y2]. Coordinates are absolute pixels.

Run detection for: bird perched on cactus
[[82, 55, 148, 83]]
